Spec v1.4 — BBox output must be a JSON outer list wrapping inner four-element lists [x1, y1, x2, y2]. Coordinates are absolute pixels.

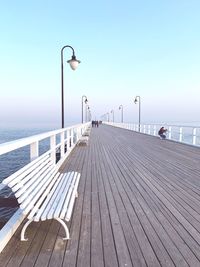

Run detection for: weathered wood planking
[[1, 124, 200, 266]]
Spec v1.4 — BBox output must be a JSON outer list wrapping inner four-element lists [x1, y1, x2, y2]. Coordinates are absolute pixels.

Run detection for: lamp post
[[134, 96, 141, 132], [82, 95, 88, 123], [111, 110, 114, 122], [61, 45, 81, 128], [106, 112, 110, 122], [119, 105, 123, 123], [88, 109, 91, 121], [85, 105, 90, 122]]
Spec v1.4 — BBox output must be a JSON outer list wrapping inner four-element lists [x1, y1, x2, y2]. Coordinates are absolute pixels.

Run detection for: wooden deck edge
[[0, 209, 26, 253]]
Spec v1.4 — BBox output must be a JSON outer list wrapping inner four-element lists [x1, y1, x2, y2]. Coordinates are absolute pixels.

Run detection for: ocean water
[[0, 127, 53, 183]]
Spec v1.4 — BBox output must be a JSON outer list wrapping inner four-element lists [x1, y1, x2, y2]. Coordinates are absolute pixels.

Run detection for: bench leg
[[55, 218, 70, 240], [21, 218, 34, 241]]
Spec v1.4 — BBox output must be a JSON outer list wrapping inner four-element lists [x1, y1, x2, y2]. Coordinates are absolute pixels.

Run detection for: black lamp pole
[[61, 45, 80, 128]]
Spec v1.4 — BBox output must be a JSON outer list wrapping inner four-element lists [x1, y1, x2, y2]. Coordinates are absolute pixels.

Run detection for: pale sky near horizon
[[0, 1, 200, 129]]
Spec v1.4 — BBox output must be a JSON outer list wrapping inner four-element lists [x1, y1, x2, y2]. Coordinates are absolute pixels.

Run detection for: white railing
[[0, 122, 91, 188], [104, 122, 200, 147]]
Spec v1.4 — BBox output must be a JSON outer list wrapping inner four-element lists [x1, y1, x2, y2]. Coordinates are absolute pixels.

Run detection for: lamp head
[[67, 55, 81, 70], [134, 98, 138, 104], [85, 98, 88, 104]]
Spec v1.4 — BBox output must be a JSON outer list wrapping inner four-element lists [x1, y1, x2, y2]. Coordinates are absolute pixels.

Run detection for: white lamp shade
[[67, 58, 81, 70]]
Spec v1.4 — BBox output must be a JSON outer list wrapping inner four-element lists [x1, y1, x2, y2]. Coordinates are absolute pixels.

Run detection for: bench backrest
[[3, 153, 58, 215]]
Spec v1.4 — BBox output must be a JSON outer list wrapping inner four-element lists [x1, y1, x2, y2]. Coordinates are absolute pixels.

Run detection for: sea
[[0, 127, 54, 183]]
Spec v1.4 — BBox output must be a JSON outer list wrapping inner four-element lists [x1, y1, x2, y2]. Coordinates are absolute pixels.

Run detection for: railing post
[[60, 131, 65, 158], [193, 128, 197, 145], [179, 127, 183, 142], [50, 135, 56, 164], [67, 129, 70, 150], [148, 125, 151, 135], [71, 129, 74, 146], [153, 125, 156, 136], [168, 127, 172, 139], [30, 141, 39, 161]]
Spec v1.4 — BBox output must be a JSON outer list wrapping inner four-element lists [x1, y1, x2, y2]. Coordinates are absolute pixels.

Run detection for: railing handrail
[[0, 123, 89, 156]]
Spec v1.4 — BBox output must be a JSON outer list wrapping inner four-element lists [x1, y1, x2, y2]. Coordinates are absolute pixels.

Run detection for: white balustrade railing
[[104, 122, 200, 147], [0, 122, 91, 189]]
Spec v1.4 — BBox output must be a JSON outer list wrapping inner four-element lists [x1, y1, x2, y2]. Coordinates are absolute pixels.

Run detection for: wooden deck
[[1, 124, 200, 267]]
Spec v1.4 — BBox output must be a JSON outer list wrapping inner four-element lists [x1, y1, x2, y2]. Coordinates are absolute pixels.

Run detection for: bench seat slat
[[45, 174, 73, 220], [39, 173, 67, 221], [28, 172, 62, 221], [60, 172, 80, 219], [52, 172, 75, 219], [65, 173, 80, 221]]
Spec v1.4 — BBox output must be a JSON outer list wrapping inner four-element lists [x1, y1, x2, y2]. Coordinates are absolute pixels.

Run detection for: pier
[[1, 124, 200, 266]]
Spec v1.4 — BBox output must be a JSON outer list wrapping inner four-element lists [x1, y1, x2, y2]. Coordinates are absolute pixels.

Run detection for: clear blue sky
[[0, 0, 200, 128]]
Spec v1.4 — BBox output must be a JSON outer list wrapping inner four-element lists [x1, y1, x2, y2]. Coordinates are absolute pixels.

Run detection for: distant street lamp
[[111, 110, 114, 122], [85, 105, 90, 122], [106, 112, 110, 122], [82, 95, 88, 123], [61, 45, 81, 128], [119, 105, 123, 123], [88, 109, 91, 121], [134, 96, 141, 132]]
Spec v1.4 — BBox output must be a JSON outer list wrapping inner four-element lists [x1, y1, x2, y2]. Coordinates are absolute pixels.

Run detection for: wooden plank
[[90, 137, 104, 267], [3, 222, 43, 267], [33, 220, 60, 267], [97, 146, 133, 266], [106, 138, 191, 266], [75, 138, 92, 267], [17, 221, 52, 267], [60, 144, 89, 267]]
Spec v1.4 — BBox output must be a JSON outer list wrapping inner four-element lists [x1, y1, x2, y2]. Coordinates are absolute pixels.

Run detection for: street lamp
[[82, 95, 88, 123], [85, 105, 90, 122], [106, 112, 110, 122], [119, 105, 123, 123], [61, 45, 81, 128], [111, 110, 114, 122], [134, 96, 141, 132], [88, 109, 91, 121]]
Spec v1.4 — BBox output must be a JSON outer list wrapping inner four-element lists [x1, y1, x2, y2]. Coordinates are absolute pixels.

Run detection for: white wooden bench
[[2, 154, 80, 241], [77, 136, 89, 146], [82, 125, 91, 137]]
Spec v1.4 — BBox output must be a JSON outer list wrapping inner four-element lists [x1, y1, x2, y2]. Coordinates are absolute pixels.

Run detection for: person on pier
[[158, 127, 167, 139]]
